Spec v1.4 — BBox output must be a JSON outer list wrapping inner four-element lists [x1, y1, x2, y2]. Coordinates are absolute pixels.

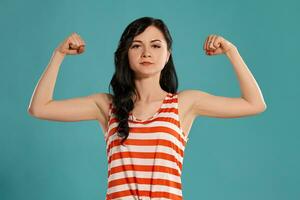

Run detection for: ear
[[166, 50, 171, 64]]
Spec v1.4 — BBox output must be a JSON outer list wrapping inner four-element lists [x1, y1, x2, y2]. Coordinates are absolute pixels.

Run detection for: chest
[[129, 94, 194, 138], [100, 93, 196, 139]]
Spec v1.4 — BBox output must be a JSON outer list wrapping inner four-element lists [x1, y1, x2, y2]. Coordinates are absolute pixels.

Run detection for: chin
[[134, 68, 162, 78]]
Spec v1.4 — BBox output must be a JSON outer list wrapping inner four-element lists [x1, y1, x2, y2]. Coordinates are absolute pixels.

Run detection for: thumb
[[68, 49, 80, 55]]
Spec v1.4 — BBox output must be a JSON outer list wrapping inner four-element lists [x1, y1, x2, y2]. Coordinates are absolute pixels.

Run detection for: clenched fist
[[203, 34, 236, 56], [56, 32, 86, 55]]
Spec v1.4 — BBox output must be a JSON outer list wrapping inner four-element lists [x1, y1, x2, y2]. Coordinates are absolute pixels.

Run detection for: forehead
[[133, 26, 165, 42]]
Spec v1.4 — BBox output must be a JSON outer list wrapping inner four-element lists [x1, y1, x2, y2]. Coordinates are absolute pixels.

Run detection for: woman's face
[[128, 25, 171, 78]]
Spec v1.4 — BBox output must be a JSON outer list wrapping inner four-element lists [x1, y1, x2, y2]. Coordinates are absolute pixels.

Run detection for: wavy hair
[[108, 16, 179, 145]]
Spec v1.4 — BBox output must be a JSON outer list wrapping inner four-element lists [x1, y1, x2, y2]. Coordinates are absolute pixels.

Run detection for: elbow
[[27, 107, 36, 116], [255, 103, 267, 113], [27, 106, 41, 117]]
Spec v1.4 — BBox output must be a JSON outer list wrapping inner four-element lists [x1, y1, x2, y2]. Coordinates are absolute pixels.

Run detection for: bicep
[[189, 90, 265, 118], [29, 93, 106, 122]]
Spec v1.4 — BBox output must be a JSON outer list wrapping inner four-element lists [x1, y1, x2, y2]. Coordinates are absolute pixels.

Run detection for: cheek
[[128, 49, 140, 57], [128, 52, 139, 69], [128, 52, 136, 62], [156, 51, 167, 63]]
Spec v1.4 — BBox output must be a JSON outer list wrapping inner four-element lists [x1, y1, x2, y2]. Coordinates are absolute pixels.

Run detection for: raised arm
[[186, 34, 266, 118], [27, 33, 110, 125]]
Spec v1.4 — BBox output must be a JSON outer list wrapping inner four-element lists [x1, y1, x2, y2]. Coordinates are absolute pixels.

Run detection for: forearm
[[225, 47, 266, 109], [28, 49, 65, 111]]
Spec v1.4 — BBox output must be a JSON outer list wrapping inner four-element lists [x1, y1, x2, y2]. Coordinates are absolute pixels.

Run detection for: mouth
[[140, 62, 154, 66]]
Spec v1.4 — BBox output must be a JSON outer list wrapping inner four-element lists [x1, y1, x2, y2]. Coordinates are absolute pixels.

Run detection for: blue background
[[1, 0, 299, 199]]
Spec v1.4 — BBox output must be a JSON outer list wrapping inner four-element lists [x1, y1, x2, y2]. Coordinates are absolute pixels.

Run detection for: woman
[[28, 16, 266, 200]]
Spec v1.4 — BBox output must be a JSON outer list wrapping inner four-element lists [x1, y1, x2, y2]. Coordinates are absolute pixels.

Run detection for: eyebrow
[[132, 39, 162, 43]]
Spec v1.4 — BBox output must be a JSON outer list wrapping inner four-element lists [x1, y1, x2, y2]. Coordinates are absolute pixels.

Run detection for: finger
[[77, 34, 86, 46], [69, 36, 77, 48], [214, 36, 223, 49], [205, 35, 210, 51], [212, 35, 220, 49], [74, 34, 85, 46], [206, 35, 214, 51], [66, 36, 74, 48], [69, 42, 77, 49], [207, 35, 214, 50], [77, 46, 85, 54], [205, 35, 212, 51], [209, 35, 217, 50], [69, 49, 79, 55], [71, 34, 80, 47]]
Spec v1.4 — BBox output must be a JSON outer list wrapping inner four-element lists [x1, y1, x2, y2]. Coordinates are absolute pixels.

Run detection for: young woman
[[28, 16, 266, 200]]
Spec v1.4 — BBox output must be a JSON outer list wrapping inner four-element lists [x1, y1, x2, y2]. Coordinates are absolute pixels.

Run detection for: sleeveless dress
[[104, 92, 189, 200]]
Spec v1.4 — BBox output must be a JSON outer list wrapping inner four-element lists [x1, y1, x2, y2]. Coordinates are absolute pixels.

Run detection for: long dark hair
[[108, 16, 178, 144]]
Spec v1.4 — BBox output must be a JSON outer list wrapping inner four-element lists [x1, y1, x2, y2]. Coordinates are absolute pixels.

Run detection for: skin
[[28, 28, 266, 140], [127, 25, 171, 103], [125, 26, 267, 138]]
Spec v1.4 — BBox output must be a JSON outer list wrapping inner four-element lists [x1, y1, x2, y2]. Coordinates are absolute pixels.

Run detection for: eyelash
[[131, 44, 161, 49]]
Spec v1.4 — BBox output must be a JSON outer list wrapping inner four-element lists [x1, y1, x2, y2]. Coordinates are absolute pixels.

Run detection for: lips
[[140, 61, 153, 64]]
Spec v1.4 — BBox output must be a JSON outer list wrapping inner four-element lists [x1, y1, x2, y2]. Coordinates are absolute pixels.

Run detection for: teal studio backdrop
[[0, 0, 299, 199]]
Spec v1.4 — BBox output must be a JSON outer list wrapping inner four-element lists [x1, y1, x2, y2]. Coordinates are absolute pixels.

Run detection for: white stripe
[[108, 171, 182, 183], [109, 195, 136, 200], [128, 134, 186, 155], [109, 145, 183, 163], [109, 158, 181, 174], [107, 183, 182, 197], [107, 195, 172, 200], [120, 196, 176, 200]]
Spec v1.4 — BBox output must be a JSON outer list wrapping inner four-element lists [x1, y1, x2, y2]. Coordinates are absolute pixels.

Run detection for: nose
[[142, 47, 151, 57]]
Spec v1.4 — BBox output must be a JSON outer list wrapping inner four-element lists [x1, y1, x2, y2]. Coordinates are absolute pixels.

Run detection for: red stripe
[[108, 164, 180, 176], [107, 138, 184, 157], [108, 177, 182, 189], [107, 189, 182, 200]]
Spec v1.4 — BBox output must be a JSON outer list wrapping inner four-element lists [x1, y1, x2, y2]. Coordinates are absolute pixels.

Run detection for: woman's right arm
[[27, 33, 110, 123]]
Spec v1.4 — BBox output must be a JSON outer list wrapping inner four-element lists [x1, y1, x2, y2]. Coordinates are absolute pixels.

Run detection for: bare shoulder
[[89, 92, 113, 130], [177, 89, 212, 116], [177, 89, 199, 103], [90, 92, 113, 105], [177, 89, 204, 106], [177, 89, 200, 116]]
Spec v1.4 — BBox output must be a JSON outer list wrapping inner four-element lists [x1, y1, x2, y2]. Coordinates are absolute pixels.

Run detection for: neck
[[133, 75, 167, 102]]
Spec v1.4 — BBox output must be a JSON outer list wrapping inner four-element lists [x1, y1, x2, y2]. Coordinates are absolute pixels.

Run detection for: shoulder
[[177, 89, 205, 103], [177, 89, 205, 113], [89, 92, 114, 119], [177, 89, 209, 100], [89, 92, 113, 104]]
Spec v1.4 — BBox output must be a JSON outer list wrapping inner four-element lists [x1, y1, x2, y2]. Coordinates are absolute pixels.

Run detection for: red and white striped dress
[[104, 92, 189, 200]]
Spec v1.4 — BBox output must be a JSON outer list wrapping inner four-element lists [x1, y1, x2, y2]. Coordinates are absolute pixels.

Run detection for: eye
[[131, 44, 140, 49], [152, 45, 161, 48]]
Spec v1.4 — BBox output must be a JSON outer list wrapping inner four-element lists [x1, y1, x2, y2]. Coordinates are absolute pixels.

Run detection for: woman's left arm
[[224, 45, 267, 109], [188, 34, 267, 118]]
